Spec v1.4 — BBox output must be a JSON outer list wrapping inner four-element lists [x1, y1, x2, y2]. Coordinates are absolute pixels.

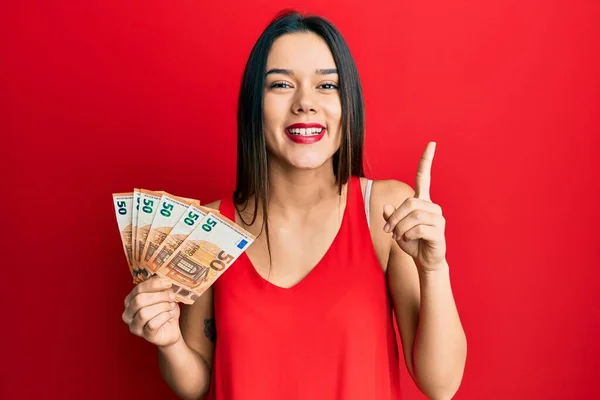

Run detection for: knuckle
[[146, 316, 162, 332], [145, 319, 157, 332], [141, 279, 154, 291], [132, 318, 144, 336], [413, 210, 422, 222], [130, 296, 140, 310], [150, 277, 164, 291], [131, 293, 146, 310], [137, 307, 150, 322]]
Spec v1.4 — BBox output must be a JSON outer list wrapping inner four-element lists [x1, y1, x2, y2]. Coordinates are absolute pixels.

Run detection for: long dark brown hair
[[234, 9, 366, 261]]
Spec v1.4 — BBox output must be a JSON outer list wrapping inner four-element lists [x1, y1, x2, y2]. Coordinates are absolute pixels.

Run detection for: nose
[[291, 88, 318, 114]]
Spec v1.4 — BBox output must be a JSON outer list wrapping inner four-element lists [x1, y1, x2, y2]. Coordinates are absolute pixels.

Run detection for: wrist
[[418, 259, 449, 275], [158, 335, 186, 355], [418, 260, 450, 282]]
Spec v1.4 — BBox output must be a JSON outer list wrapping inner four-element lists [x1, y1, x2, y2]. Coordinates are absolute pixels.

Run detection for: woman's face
[[263, 32, 342, 171]]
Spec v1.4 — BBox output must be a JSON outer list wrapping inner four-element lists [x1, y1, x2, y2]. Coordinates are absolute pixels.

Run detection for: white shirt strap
[[364, 179, 373, 228]]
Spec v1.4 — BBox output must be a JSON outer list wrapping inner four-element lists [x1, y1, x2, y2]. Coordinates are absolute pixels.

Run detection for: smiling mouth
[[286, 127, 324, 136]]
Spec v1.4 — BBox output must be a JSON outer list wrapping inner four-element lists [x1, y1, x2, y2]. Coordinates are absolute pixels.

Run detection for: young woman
[[122, 10, 467, 400]]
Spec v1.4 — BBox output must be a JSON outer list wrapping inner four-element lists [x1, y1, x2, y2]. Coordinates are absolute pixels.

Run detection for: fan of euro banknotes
[[112, 189, 256, 304]]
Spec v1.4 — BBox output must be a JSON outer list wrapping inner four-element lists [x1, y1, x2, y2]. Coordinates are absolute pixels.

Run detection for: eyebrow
[[265, 68, 338, 76]]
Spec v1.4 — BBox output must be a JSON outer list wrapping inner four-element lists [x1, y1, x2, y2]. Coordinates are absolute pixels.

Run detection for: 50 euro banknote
[[140, 193, 195, 270], [145, 202, 212, 275], [134, 189, 165, 282], [112, 192, 134, 276], [131, 189, 141, 268], [155, 212, 256, 304], [112, 189, 203, 283]]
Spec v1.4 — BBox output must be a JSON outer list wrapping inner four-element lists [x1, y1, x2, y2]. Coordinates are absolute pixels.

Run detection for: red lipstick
[[285, 123, 326, 144]]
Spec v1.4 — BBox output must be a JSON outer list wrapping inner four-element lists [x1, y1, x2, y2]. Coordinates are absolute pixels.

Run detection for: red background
[[2, 1, 599, 399]]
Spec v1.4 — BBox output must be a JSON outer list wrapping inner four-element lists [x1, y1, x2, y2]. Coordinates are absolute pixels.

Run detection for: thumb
[[383, 204, 395, 221]]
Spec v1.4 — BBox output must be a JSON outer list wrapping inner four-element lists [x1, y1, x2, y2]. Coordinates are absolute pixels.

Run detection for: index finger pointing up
[[415, 142, 436, 201]]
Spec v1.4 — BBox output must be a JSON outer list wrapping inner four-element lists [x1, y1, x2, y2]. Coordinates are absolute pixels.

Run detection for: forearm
[[158, 336, 211, 400], [413, 261, 467, 399]]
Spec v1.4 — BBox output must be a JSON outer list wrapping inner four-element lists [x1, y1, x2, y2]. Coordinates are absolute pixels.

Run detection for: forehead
[[266, 32, 337, 70]]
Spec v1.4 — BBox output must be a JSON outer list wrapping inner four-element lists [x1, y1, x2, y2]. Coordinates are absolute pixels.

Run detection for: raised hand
[[122, 276, 182, 347], [383, 142, 447, 272]]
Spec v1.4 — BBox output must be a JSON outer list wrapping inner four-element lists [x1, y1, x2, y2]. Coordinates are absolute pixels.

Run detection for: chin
[[285, 151, 332, 171]]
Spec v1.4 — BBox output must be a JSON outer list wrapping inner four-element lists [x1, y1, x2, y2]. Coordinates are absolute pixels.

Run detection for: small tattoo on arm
[[204, 318, 216, 343]]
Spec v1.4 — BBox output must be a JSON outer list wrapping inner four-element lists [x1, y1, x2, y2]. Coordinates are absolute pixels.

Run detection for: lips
[[285, 123, 326, 144]]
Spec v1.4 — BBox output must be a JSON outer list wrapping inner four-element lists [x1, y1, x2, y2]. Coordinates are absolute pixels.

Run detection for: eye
[[319, 82, 339, 90], [269, 81, 292, 89]]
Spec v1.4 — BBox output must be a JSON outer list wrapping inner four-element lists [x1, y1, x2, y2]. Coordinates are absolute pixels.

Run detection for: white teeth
[[288, 127, 323, 136]]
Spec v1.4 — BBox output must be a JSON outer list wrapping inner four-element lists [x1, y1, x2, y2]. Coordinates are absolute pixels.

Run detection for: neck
[[265, 157, 341, 215]]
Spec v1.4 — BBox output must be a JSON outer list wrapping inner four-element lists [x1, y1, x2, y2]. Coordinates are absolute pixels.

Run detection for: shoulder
[[359, 178, 415, 272], [361, 177, 415, 208], [202, 199, 222, 210]]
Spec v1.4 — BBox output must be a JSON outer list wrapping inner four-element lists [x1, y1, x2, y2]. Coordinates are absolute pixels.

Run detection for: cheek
[[262, 95, 283, 149], [263, 94, 287, 127], [323, 96, 342, 120], [324, 100, 342, 138]]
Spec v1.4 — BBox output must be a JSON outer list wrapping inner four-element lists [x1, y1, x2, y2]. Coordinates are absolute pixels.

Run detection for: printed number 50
[[210, 251, 234, 271], [117, 201, 127, 215], [202, 218, 217, 232]]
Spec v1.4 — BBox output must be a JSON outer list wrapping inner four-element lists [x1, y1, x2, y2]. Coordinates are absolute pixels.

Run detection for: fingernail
[[384, 223, 390, 232], [169, 292, 176, 300], [162, 280, 172, 288]]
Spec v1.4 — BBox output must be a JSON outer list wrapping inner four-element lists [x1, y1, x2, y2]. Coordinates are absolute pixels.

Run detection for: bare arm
[[388, 236, 466, 399], [371, 179, 467, 399], [158, 286, 215, 400]]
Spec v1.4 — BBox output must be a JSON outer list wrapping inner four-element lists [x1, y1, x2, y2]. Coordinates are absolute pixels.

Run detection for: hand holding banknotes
[[112, 188, 256, 306], [122, 276, 182, 347]]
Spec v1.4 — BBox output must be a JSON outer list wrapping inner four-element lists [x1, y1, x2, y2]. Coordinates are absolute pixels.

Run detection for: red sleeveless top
[[206, 176, 401, 399]]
